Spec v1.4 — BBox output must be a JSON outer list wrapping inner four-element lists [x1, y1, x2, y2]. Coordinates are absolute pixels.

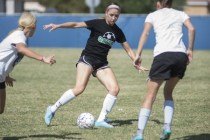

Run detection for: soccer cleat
[[44, 106, 54, 126], [160, 129, 171, 140], [104, 118, 112, 123], [95, 121, 113, 128], [132, 135, 144, 140]]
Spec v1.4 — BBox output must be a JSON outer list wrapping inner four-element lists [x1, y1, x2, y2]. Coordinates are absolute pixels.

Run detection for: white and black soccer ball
[[77, 112, 95, 129], [103, 32, 115, 40]]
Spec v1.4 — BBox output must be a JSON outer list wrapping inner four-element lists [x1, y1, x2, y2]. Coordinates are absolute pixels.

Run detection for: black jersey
[[82, 19, 126, 61]]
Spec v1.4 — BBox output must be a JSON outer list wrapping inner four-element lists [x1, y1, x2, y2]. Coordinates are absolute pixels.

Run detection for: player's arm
[[15, 43, 56, 65], [121, 41, 149, 72], [184, 19, 195, 63], [121, 41, 136, 61], [43, 22, 87, 32], [132, 22, 152, 71], [136, 22, 152, 58]]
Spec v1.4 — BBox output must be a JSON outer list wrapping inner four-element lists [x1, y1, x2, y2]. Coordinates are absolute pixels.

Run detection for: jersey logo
[[98, 32, 115, 46]]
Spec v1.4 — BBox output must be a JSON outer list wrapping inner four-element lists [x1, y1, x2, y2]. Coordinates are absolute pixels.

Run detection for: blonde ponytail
[[18, 12, 36, 30]]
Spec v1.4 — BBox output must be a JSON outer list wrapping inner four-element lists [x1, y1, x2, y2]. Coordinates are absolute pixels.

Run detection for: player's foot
[[95, 121, 113, 128], [104, 118, 112, 123], [44, 106, 54, 126], [160, 129, 171, 140], [132, 135, 144, 140]]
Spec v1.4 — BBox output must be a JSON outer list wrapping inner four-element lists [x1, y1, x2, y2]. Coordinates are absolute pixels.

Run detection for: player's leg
[[0, 88, 6, 114], [161, 77, 180, 140], [72, 62, 93, 96], [51, 63, 92, 111], [44, 63, 92, 125], [0, 82, 6, 114], [0, 90, 6, 114], [161, 52, 188, 139], [143, 79, 164, 109], [94, 68, 119, 128], [133, 79, 163, 140]]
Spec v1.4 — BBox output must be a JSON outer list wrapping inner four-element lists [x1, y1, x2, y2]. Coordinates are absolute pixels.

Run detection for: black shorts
[[0, 82, 5, 89], [149, 52, 188, 80], [77, 55, 110, 77]]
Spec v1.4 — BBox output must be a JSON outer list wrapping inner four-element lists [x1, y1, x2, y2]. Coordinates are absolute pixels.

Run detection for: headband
[[106, 4, 120, 11]]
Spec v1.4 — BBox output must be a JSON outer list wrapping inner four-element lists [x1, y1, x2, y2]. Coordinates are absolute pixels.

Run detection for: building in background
[[0, 0, 6, 13], [184, 0, 210, 15], [1, 0, 210, 15], [24, 0, 45, 12], [0, 0, 45, 14], [0, 0, 23, 14]]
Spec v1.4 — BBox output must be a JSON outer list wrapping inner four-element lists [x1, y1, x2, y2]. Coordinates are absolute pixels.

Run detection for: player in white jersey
[[132, 0, 195, 140], [0, 12, 56, 114]]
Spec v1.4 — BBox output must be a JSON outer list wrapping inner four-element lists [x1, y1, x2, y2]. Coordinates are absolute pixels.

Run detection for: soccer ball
[[77, 112, 95, 129]]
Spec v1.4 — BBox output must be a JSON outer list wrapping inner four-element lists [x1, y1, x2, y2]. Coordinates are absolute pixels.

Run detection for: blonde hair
[[18, 12, 36, 30]]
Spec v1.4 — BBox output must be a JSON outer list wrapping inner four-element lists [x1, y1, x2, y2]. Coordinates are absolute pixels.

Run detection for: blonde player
[[132, 0, 195, 139], [0, 12, 56, 114]]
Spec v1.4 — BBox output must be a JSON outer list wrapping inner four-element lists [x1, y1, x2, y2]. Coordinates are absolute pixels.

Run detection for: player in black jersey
[[43, 3, 148, 128]]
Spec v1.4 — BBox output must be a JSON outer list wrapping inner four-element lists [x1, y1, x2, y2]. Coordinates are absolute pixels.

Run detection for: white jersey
[[145, 8, 190, 57], [0, 30, 26, 82]]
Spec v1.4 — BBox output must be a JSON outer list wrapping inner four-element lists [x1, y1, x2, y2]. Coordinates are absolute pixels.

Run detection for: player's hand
[[42, 56, 56, 65], [43, 24, 59, 32], [133, 56, 149, 72], [138, 66, 149, 73], [187, 50, 193, 64], [133, 56, 142, 69], [5, 76, 16, 87]]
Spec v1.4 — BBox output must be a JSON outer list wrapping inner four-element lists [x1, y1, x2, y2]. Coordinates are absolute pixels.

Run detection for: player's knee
[[73, 85, 86, 96], [109, 86, 120, 95]]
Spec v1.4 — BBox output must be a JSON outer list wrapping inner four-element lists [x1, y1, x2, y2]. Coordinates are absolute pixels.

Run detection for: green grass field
[[0, 48, 209, 140]]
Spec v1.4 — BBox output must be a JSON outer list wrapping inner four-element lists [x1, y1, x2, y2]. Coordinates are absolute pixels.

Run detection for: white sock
[[50, 89, 76, 113], [137, 108, 151, 136], [164, 100, 174, 130], [96, 94, 117, 122]]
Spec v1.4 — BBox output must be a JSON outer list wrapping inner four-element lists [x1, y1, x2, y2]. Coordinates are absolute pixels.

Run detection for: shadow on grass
[[172, 133, 210, 140], [110, 119, 164, 126], [110, 119, 138, 126], [1, 133, 83, 140], [150, 120, 210, 140], [150, 119, 164, 125]]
